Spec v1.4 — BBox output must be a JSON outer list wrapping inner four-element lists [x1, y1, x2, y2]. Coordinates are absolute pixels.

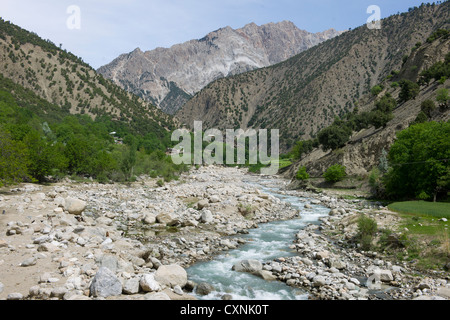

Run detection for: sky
[[1, 0, 435, 69]]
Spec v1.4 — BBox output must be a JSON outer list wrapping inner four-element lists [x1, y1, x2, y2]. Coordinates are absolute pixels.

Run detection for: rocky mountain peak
[[97, 21, 343, 114]]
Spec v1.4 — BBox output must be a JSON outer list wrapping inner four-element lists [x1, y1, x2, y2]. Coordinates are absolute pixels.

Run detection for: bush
[[357, 215, 378, 251], [436, 88, 449, 107], [412, 111, 428, 125], [399, 79, 420, 102], [296, 166, 310, 181], [371, 85, 383, 96], [317, 125, 352, 151], [323, 164, 347, 183], [421, 99, 436, 118]]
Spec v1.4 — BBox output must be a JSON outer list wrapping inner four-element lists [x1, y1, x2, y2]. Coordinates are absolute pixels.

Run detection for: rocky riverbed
[[0, 166, 299, 300], [0, 166, 448, 300], [259, 189, 450, 300]]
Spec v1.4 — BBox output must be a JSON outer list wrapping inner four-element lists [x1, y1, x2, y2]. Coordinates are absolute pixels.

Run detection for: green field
[[386, 201, 449, 270], [388, 201, 450, 219]]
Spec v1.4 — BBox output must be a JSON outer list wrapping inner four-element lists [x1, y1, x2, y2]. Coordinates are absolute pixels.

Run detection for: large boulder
[[195, 282, 215, 296], [313, 275, 327, 287], [154, 264, 188, 288], [197, 199, 209, 210], [367, 268, 394, 283], [64, 197, 87, 215], [156, 212, 179, 226], [232, 259, 263, 275], [89, 267, 122, 298], [201, 210, 214, 223]]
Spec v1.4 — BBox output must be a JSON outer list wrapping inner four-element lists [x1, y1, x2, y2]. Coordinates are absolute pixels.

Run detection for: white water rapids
[[186, 177, 331, 300]]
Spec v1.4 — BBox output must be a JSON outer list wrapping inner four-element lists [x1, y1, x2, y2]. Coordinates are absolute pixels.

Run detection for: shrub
[[296, 166, 310, 181], [323, 164, 347, 183], [399, 80, 420, 102], [436, 88, 449, 107], [412, 111, 428, 125], [369, 167, 381, 189], [420, 99, 436, 118], [371, 85, 383, 96], [357, 215, 378, 251]]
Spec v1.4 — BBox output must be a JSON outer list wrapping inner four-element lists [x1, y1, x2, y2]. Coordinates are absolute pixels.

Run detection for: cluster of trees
[[420, 52, 450, 85], [0, 89, 188, 187], [293, 121, 449, 203], [315, 93, 397, 152], [381, 121, 450, 201]]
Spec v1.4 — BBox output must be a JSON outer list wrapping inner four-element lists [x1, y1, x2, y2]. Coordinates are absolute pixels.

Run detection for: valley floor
[[0, 166, 448, 300]]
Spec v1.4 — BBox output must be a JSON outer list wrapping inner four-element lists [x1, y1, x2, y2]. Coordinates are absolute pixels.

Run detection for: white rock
[[209, 195, 220, 203], [140, 273, 162, 292], [154, 264, 188, 288], [64, 197, 86, 215], [201, 210, 214, 223], [143, 212, 156, 224], [123, 278, 140, 295], [7, 293, 23, 300]]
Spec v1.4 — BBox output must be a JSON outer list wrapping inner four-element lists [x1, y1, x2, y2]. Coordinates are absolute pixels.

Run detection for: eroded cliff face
[[97, 21, 343, 114]]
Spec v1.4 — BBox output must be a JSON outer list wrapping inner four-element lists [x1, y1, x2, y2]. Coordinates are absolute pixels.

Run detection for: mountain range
[[176, 2, 450, 151], [97, 21, 343, 114]]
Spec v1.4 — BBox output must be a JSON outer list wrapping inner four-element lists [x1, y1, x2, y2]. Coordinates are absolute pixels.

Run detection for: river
[[186, 177, 331, 300]]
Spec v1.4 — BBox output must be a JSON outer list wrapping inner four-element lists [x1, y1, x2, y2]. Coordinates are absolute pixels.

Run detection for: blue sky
[[1, 0, 434, 69]]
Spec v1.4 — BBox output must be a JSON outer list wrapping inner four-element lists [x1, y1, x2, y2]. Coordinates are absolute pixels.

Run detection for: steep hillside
[[0, 18, 175, 136], [177, 2, 450, 151], [284, 35, 450, 186], [98, 21, 343, 114]]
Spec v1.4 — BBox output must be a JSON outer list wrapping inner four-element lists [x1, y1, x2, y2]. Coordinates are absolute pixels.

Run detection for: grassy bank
[[385, 201, 449, 270], [388, 201, 450, 219]]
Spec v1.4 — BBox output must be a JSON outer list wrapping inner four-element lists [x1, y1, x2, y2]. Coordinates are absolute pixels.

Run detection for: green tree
[[121, 143, 137, 181], [399, 80, 420, 103], [23, 130, 68, 182], [64, 135, 94, 175], [384, 121, 450, 201], [318, 125, 352, 151], [92, 150, 118, 181], [420, 99, 436, 118], [291, 139, 316, 159], [323, 164, 347, 183], [0, 127, 30, 186], [367, 94, 397, 128], [370, 110, 394, 129], [375, 93, 397, 113], [436, 88, 449, 107]]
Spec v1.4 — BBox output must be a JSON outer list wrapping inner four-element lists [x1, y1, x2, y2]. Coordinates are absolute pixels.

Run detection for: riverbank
[[0, 166, 299, 300], [0, 166, 448, 300], [260, 187, 450, 300]]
